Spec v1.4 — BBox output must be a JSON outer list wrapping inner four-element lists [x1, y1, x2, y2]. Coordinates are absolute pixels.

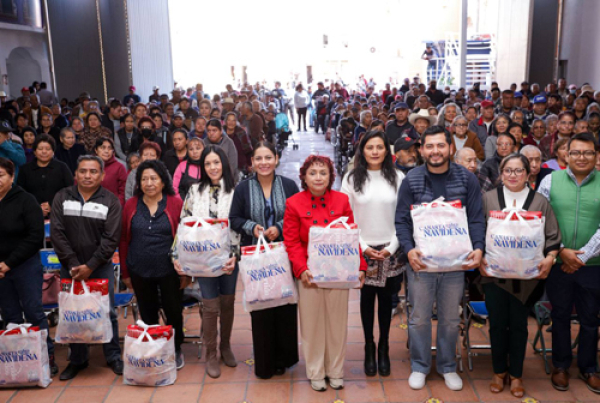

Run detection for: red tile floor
[[2, 282, 596, 403]]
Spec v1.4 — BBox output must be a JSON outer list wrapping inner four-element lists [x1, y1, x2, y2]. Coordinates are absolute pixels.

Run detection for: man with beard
[[395, 125, 485, 392], [394, 136, 420, 174]]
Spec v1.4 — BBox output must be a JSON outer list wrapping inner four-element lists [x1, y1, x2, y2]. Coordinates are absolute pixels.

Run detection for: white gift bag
[[307, 217, 361, 289], [485, 209, 545, 279], [123, 321, 176, 387], [177, 217, 230, 277], [55, 280, 112, 344], [0, 324, 51, 388], [240, 234, 297, 312], [411, 198, 473, 272]]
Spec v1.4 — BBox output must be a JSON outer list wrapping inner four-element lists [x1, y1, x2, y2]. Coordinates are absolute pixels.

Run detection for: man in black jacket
[[50, 155, 123, 381]]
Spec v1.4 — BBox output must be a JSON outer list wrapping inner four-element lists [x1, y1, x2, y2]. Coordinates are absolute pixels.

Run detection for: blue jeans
[[0, 254, 54, 355], [61, 262, 121, 365], [406, 267, 464, 374], [197, 264, 239, 299]]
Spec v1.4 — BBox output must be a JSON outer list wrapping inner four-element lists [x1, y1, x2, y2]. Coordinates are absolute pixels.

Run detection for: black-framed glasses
[[568, 150, 596, 159]]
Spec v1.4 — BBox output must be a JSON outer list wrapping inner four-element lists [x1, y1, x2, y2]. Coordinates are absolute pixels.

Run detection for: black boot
[[378, 341, 391, 377], [364, 341, 377, 376]]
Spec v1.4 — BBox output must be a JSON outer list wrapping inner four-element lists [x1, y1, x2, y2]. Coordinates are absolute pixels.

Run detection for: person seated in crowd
[[455, 147, 479, 174], [133, 116, 167, 154], [17, 134, 73, 217], [385, 103, 413, 145], [94, 137, 127, 207], [51, 104, 68, 129], [115, 113, 139, 160], [485, 114, 511, 160], [574, 119, 589, 134], [203, 119, 238, 181], [353, 110, 372, 144], [168, 112, 189, 140], [479, 133, 518, 193], [224, 112, 252, 176], [437, 102, 461, 128], [54, 127, 86, 175], [162, 129, 187, 176], [21, 126, 37, 164], [123, 85, 141, 107], [480, 153, 561, 398], [173, 137, 203, 200], [406, 109, 435, 140], [126, 152, 140, 173], [37, 113, 61, 143], [120, 159, 186, 370], [125, 141, 162, 201], [520, 145, 552, 190], [393, 136, 420, 175], [0, 156, 59, 376], [542, 137, 569, 171], [508, 122, 525, 152], [13, 113, 30, 139], [539, 111, 575, 161], [523, 118, 547, 147], [587, 111, 600, 142], [451, 115, 485, 161], [81, 111, 112, 153], [189, 116, 207, 139], [23, 94, 51, 130]]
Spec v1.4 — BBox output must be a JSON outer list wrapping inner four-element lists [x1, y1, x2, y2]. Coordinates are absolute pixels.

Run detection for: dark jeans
[[296, 107, 307, 131], [546, 264, 600, 373], [391, 274, 403, 309], [315, 115, 327, 134], [483, 282, 529, 378], [360, 276, 398, 344], [130, 271, 184, 351], [61, 262, 121, 365], [197, 264, 239, 299], [0, 254, 54, 355]]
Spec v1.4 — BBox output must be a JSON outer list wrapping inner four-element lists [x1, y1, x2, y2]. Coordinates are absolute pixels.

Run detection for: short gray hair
[[359, 110, 372, 124], [76, 155, 104, 172], [546, 114, 559, 123], [520, 145, 541, 157], [59, 127, 76, 139], [455, 147, 476, 162]]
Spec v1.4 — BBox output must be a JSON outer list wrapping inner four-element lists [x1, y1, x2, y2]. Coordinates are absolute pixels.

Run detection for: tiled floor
[[6, 130, 597, 402]]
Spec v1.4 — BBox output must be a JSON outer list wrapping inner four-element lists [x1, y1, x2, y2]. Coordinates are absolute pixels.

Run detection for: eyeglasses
[[558, 121, 575, 126], [568, 150, 596, 159], [454, 123, 468, 127], [502, 168, 526, 176]]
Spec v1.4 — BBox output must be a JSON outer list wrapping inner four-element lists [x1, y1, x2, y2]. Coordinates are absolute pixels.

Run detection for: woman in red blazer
[[119, 159, 187, 369], [284, 155, 367, 392]]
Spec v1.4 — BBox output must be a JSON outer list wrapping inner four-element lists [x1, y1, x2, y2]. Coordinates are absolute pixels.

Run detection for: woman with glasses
[[229, 141, 300, 380], [450, 115, 485, 161], [480, 153, 561, 398]]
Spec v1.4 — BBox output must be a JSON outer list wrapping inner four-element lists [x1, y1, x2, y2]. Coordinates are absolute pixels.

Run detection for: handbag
[[42, 273, 60, 305]]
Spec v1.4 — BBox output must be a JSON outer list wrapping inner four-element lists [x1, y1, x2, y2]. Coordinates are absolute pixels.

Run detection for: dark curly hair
[[299, 155, 335, 191], [135, 160, 174, 197]]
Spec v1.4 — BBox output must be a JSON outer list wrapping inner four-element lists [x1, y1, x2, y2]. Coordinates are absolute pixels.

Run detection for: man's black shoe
[[59, 362, 88, 381], [108, 359, 124, 375], [49, 355, 59, 377]]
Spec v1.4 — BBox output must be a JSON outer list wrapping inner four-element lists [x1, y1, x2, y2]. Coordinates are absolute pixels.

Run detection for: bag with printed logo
[[176, 217, 230, 277], [123, 321, 176, 387], [485, 209, 545, 279], [0, 324, 52, 388], [307, 217, 361, 289], [240, 234, 297, 312], [55, 279, 112, 344], [410, 197, 473, 272]]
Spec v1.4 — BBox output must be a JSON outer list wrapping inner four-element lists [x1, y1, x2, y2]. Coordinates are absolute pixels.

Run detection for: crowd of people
[[0, 75, 599, 397]]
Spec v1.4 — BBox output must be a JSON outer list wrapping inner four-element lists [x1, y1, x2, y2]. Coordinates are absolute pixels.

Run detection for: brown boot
[[579, 372, 600, 394], [202, 298, 221, 378], [219, 294, 237, 367], [551, 368, 569, 391]]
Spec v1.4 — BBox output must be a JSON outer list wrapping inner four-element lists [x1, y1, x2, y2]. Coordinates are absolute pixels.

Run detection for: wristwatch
[[547, 253, 558, 265]]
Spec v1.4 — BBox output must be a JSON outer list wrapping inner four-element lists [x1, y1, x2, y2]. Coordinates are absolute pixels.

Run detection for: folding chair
[[532, 301, 580, 374], [40, 248, 61, 327], [112, 251, 138, 322], [463, 301, 491, 371]]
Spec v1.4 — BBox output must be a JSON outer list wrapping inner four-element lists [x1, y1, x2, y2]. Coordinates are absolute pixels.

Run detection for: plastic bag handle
[[191, 217, 218, 236], [424, 196, 454, 209], [325, 216, 351, 229], [253, 233, 272, 257], [4, 323, 31, 335], [135, 320, 160, 344], [70, 279, 90, 296], [502, 208, 528, 224]]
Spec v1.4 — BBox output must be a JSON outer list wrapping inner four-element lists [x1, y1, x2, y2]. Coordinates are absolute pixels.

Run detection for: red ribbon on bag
[[60, 279, 109, 295]]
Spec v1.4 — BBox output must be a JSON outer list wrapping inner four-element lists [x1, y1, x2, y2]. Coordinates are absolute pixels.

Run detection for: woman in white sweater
[[341, 130, 405, 378], [176, 145, 239, 379], [294, 84, 310, 132]]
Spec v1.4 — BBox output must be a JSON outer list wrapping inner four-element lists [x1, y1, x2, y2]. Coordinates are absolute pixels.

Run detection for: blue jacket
[[0, 140, 26, 180], [395, 162, 486, 254]]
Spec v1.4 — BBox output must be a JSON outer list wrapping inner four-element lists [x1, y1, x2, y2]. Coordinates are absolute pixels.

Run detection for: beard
[[425, 154, 449, 168]]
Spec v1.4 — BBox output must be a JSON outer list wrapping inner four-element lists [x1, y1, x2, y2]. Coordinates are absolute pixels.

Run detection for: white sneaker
[[329, 378, 344, 390], [311, 379, 327, 392], [441, 372, 463, 391], [408, 372, 427, 390]]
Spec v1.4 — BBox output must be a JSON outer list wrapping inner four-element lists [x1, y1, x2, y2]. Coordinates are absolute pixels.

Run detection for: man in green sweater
[[538, 132, 600, 394]]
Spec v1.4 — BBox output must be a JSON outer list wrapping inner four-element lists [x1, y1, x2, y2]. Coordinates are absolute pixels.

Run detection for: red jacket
[[283, 189, 367, 278], [101, 156, 127, 207], [119, 194, 183, 278]]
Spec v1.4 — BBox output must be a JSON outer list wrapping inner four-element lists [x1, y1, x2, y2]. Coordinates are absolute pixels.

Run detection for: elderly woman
[[480, 153, 561, 398], [485, 114, 512, 159], [478, 133, 518, 193], [284, 155, 367, 392], [450, 115, 485, 160], [119, 159, 186, 369], [81, 111, 112, 153], [341, 131, 404, 377], [230, 141, 300, 380], [437, 102, 461, 128], [17, 134, 73, 217], [176, 146, 237, 379], [0, 157, 58, 376], [539, 111, 574, 162], [354, 110, 373, 144], [125, 141, 162, 201]]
